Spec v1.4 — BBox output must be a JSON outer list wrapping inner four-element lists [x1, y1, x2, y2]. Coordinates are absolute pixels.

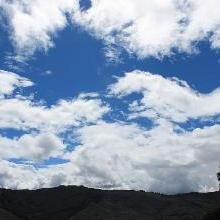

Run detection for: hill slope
[[0, 186, 220, 220]]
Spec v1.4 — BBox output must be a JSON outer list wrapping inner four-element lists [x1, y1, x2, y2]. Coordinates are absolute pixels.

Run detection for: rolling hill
[[0, 185, 220, 219]]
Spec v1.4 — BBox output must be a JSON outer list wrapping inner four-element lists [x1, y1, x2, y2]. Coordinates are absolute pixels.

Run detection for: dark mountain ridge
[[0, 185, 220, 220]]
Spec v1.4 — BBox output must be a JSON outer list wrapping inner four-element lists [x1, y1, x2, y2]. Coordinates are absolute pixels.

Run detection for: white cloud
[[1, 0, 75, 58], [1, 0, 220, 58], [0, 70, 109, 163], [73, 0, 183, 58], [0, 70, 109, 132], [48, 121, 220, 193], [0, 70, 219, 194], [0, 133, 63, 161], [72, 0, 220, 58], [109, 70, 220, 122], [0, 1, 220, 194], [183, 0, 220, 50], [0, 160, 38, 189], [0, 70, 33, 96], [0, 115, 218, 194], [0, 120, 219, 193], [0, 97, 109, 132]]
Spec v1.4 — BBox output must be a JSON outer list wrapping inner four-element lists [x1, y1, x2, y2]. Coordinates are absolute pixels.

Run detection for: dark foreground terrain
[[0, 186, 220, 220]]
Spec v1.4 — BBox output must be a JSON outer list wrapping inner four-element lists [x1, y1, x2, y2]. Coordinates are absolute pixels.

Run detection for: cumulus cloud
[[0, 70, 220, 194], [109, 70, 220, 122], [73, 0, 184, 58], [1, 0, 220, 59], [0, 160, 37, 189], [0, 71, 109, 132], [1, 1, 220, 194], [0, 70, 109, 164], [1, 120, 219, 193], [0, 0, 75, 58], [0, 97, 109, 131], [0, 133, 63, 161], [73, 0, 220, 58], [59, 120, 219, 194]]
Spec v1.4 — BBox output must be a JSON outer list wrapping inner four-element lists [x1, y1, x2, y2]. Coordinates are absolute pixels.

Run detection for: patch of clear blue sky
[[8, 158, 70, 168], [177, 115, 220, 131], [0, 128, 29, 139], [79, 0, 92, 11]]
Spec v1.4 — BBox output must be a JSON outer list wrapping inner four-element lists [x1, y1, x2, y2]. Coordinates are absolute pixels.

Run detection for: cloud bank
[[1, 0, 220, 59], [0, 70, 219, 194]]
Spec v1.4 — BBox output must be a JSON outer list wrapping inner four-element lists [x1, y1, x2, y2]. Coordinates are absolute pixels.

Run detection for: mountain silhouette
[[0, 185, 220, 219]]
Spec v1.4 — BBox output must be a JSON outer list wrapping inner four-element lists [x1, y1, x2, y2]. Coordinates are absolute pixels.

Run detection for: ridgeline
[[0, 185, 220, 219]]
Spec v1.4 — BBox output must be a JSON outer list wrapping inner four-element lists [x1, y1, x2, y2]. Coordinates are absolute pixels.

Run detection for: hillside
[[0, 186, 220, 220]]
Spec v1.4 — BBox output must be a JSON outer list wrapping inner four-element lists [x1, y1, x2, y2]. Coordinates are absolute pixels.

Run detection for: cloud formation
[[63, 120, 220, 194], [0, 70, 219, 194], [0, 120, 219, 193], [0, 70, 109, 162], [0, 133, 63, 161], [0, 70, 33, 96], [73, 0, 220, 58], [0, 0, 74, 58], [1, 0, 220, 58], [0, 0, 220, 195], [0, 71, 109, 132], [109, 70, 220, 122]]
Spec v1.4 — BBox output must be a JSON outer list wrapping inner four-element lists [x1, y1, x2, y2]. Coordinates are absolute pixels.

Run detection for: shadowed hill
[[0, 185, 220, 220]]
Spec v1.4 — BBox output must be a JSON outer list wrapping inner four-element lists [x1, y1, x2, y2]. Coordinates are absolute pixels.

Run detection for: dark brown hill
[[0, 185, 220, 220]]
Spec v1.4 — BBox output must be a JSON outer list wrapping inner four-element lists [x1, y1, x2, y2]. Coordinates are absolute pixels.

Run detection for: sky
[[0, 0, 220, 194]]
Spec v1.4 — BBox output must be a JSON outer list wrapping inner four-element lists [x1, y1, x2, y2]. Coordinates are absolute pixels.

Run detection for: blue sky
[[0, 0, 220, 193], [2, 25, 220, 102]]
